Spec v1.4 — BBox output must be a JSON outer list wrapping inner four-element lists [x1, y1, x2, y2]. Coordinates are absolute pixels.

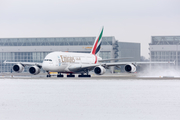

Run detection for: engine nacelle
[[29, 66, 41, 75], [125, 64, 136, 73], [13, 64, 24, 73], [94, 66, 106, 75]]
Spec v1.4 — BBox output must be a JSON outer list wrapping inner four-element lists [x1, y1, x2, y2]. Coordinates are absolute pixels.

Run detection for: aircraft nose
[[42, 61, 48, 71]]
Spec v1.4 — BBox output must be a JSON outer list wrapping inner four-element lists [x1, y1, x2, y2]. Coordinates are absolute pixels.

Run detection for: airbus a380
[[4, 27, 173, 77]]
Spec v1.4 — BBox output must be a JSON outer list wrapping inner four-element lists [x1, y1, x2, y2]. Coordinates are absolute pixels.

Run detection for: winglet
[[3, 60, 7, 65], [168, 60, 176, 65], [91, 27, 104, 55], [173, 60, 176, 65]]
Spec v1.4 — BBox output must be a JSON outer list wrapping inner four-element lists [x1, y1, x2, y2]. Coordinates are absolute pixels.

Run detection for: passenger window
[[44, 59, 52, 61]]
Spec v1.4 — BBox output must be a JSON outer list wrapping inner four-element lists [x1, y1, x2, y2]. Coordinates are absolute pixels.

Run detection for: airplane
[[3, 27, 174, 77]]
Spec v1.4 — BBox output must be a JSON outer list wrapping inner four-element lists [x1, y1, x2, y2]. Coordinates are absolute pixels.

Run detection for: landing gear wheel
[[78, 75, 91, 77], [57, 75, 64, 77], [78, 72, 91, 77], [46, 71, 51, 77], [57, 73, 64, 77], [47, 74, 51, 77]]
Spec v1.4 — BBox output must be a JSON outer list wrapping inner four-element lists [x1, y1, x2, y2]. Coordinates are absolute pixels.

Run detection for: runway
[[0, 73, 180, 80], [0, 78, 180, 120]]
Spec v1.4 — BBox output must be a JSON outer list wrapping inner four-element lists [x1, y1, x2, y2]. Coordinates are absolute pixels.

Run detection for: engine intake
[[94, 66, 106, 75], [13, 64, 24, 73], [125, 64, 136, 73], [29, 66, 41, 75]]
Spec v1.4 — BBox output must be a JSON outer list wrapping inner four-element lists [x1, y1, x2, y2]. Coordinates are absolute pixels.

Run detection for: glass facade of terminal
[[0, 52, 49, 72], [150, 36, 180, 45], [118, 42, 140, 62], [150, 36, 180, 68], [0, 37, 113, 46], [151, 51, 177, 61]]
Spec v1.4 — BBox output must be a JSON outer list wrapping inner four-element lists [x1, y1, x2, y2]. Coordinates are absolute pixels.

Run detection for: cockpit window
[[44, 59, 52, 61]]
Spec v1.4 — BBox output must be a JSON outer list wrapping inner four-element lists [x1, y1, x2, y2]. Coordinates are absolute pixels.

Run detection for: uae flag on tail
[[91, 27, 104, 55]]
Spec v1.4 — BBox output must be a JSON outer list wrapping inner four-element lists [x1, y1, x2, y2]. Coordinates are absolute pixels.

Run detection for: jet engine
[[125, 64, 136, 73], [94, 66, 106, 75], [13, 64, 24, 73], [29, 66, 41, 75]]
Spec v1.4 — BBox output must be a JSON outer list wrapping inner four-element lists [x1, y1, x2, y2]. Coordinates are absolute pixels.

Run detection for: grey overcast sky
[[0, 0, 180, 58]]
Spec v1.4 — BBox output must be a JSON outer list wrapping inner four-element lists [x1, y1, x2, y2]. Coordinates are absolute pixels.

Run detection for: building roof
[[150, 36, 180, 45], [0, 36, 115, 46]]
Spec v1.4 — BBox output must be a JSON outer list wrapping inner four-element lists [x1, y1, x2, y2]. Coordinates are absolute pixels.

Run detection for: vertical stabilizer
[[91, 27, 104, 55]]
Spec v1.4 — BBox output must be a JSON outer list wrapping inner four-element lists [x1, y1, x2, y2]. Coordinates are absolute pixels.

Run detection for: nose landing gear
[[46, 71, 51, 77]]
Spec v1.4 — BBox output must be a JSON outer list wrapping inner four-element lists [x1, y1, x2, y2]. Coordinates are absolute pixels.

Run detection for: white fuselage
[[42, 51, 101, 73]]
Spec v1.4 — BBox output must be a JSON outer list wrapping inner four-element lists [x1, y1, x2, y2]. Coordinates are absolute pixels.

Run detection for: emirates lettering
[[60, 55, 75, 63]]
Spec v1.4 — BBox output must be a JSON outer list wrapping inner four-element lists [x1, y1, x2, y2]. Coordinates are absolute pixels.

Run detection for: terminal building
[[149, 36, 180, 69], [0, 36, 140, 73]]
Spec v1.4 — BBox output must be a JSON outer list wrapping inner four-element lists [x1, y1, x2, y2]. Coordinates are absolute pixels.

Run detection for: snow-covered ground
[[0, 79, 180, 120]]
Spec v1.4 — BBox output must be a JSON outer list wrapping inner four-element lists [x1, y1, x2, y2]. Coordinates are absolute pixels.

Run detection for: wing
[[68, 60, 175, 72], [3, 61, 42, 67], [133, 61, 175, 65], [102, 61, 175, 67], [98, 57, 133, 62]]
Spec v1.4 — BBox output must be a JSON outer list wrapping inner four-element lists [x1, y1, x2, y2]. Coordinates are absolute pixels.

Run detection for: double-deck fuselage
[[42, 51, 101, 73]]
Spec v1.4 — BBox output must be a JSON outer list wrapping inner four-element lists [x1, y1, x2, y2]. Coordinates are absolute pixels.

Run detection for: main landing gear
[[67, 73, 75, 77], [78, 70, 91, 77], [46, 70, 91, 78], [78, 73, 91, 77], [57, 72, 63, 77]]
